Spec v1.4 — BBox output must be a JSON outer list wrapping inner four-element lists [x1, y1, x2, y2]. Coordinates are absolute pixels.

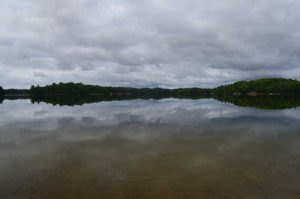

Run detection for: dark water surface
[[0, 99, 300, 199]]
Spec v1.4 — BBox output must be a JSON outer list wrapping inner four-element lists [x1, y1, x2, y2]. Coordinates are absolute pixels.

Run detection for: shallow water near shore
[[0, 99, 300, 198]]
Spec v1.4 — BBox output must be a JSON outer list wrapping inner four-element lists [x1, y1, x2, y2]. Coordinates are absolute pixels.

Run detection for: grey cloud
[[0, 0, 300, 88]]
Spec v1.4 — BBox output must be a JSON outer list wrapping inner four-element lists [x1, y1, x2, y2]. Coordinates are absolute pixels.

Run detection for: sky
[[0, 0, 300, 88]]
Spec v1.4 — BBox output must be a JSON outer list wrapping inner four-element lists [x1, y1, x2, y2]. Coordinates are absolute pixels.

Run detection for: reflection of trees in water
[[2, 94, 300, 110], [30, 94, 211, 106], [215, 95, 300, 110]]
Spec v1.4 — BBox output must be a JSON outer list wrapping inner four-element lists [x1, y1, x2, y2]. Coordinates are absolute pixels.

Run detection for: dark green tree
[[0, 86, 4, 96], [0, 86, 4, 103]]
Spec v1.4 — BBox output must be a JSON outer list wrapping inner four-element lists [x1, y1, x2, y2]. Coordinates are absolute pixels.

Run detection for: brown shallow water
[[0, 99, 300, 199]]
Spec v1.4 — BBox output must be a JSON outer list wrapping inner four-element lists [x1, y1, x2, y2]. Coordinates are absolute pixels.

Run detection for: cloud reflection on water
[[0, 99, 300, 198]]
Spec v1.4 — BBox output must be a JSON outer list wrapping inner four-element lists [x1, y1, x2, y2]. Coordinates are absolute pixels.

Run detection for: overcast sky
[[0, 0, 300, 88]]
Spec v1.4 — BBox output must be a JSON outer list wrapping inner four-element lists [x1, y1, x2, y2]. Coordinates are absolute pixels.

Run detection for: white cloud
[[0, 0, 300, 88]]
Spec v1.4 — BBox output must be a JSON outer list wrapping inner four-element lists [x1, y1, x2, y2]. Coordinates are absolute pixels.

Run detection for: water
[[0, 99, 300, 199]]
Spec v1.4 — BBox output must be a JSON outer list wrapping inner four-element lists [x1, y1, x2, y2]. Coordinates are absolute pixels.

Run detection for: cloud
[[0, 0, 300, 88]]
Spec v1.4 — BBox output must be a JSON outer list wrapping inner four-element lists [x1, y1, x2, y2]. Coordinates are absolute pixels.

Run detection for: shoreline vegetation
[[1, 78, 300, 109]]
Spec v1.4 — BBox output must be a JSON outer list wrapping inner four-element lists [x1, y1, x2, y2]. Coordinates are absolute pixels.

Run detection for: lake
[[0, 98, 300, 199]]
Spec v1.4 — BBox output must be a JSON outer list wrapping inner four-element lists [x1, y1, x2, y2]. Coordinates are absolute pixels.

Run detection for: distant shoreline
[[1, 78, 300, 99]]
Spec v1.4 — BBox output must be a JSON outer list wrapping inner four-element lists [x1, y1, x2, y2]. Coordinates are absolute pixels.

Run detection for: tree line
[[213, 78, 300, 95], [1, 78, 300, 106], [29, 78, 300, 97], [30, 82, 211, 98]]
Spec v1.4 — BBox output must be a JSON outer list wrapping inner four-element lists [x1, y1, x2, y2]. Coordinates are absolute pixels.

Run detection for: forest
[[1, 78, 300, 106], [213, 78, 300, 95], [29, 82, 211, 98], [28, 78, 300, 98]]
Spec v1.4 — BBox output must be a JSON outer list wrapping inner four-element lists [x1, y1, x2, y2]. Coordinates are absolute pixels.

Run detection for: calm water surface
[[0, 99, 300, 199]]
